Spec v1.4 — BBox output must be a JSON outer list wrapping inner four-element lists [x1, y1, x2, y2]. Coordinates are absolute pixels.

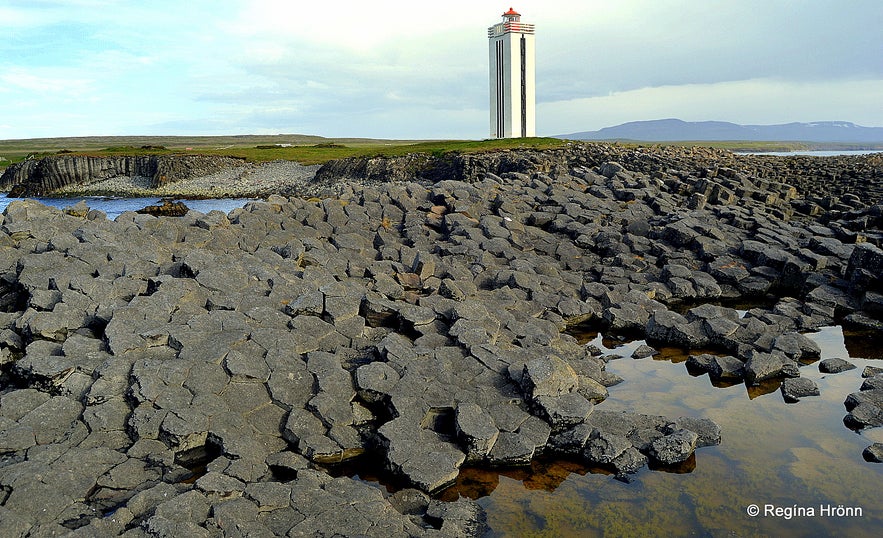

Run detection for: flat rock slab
[[863, 443, 883, 463], [780, 377, 820, 403], [455, 402, 500, 463], [744, 352, 799, 385], [519, 354, 580, 399], [379, 418, 467, 494], [861, 375, 883, 391], [819, 358, 856, 373], [631, 344, 658, 359], [648, 429, 699, 465], [844, 403, 883, 429]]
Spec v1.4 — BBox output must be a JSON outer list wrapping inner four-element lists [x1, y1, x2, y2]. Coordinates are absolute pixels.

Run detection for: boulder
[[646, 309, 707, 348], [819, 358, 856, 373], [487, 431, 536, 467], [771, 332, 821, 362], [379, 417, 467, 493], [669, 416, 722, 448], [861, 375, 883, 391], [648, 429, 698, 465], [847, 243, 883, 281], [519, 354, 579, 399], [533, 393, 594, 432], [455, 402, 499, 463], [583, 429, 632, 465], [744, 351, 799, 385], [780, 377, 820, 403], [631, 344, 658, 359], [863, 443, 883, 463], [707, 355, 745, 381], [844, 404, 883, 429]]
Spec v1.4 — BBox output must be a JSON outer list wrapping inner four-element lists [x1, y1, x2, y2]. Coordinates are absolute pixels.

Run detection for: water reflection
[[844, 329, 883, 360], [439, 460, 601, 502], [470, 325, 883, 537], [0, 194, 255, 220]]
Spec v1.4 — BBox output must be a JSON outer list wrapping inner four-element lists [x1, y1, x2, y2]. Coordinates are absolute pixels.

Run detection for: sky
[[1, 0, 881, 140]]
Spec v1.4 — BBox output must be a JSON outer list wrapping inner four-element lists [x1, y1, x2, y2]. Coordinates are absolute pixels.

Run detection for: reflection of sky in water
[[0, 195, 254, 220], [467, 326, 883, 537]]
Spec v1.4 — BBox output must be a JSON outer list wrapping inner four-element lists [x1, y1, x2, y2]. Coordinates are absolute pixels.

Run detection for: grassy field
[[2, 134, 881, 173], [0, 135, 570, 170]]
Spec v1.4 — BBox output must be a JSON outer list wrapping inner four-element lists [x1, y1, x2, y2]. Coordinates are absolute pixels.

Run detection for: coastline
[[47, 160, 322, 200], [0, 143, 881, 535], [2, 142, 881, 204]]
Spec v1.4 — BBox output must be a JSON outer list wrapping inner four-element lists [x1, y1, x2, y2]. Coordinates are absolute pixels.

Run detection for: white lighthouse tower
[[488, 7, 536, 139]]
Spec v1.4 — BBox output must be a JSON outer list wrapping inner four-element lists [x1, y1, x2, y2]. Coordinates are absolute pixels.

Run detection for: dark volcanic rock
[[819, 358, 856, 373], [744, 351, 800, 385], [780, 377, 820, 403], [519, 354, 579, 399], [631, 344, 658, 359], [863, 443, 883, 463], [648, 429, 699, 465], [0, 141, 877, 536], [136, 199, 190, 217], [687, 354, 745, 382]]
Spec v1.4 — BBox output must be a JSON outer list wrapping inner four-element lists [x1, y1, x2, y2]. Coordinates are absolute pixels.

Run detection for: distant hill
[[559, 119, 883, 144]]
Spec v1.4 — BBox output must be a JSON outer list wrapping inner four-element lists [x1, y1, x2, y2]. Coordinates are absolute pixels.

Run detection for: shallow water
[[453, 327, 883, 537], [0, 194, 254, 220]]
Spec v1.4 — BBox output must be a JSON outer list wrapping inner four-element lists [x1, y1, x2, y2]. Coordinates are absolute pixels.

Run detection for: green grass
[[3, 134, 881, 173], [200, 137, 567, 164], [0, 135, 569, 170]]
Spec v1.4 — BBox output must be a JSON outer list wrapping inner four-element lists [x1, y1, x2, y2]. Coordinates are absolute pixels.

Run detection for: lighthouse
[[488, 7, 535, 139]]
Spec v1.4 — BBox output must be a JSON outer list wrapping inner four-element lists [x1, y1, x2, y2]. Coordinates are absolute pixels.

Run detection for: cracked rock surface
[[1, 143, 881, 535]]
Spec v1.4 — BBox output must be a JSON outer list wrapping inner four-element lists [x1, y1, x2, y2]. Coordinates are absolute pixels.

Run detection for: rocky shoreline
[[2, 144, 882, 206], [2, 159, 322, 200], [0, 142, 882, 536]]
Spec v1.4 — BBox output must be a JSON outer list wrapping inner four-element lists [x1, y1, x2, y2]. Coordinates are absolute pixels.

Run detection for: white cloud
[[226, 1, 494, 49], [1, 1, 882, 139]]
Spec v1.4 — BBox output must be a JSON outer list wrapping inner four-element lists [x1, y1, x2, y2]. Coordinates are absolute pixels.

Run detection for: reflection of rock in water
[[746, 378, 783, 399], [647, 451, 697, 474], [478, 326, 883, 537], [439, 458, 596, 501], [844, 329, 883, 360]]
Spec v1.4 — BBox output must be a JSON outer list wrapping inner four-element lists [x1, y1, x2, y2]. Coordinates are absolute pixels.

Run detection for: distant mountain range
[[558, 119, 883, 144]]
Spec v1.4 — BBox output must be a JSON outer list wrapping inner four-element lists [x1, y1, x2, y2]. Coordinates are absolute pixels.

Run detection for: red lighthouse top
[[489, 7, 533, 37]]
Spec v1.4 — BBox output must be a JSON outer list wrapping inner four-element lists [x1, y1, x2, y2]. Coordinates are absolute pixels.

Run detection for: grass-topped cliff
[[3, 133, 871, 174], [0, 135, 568, 172]]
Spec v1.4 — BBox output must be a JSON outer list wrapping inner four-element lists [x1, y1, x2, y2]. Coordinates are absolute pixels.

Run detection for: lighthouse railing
[[487, 22, 535, 38]]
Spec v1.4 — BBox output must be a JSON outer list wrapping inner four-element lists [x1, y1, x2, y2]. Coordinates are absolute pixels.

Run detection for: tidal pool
[[446, 326, 883, 537]]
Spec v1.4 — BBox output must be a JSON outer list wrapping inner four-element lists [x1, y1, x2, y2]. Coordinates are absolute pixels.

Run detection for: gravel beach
[[50, 160, 322, 199]]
